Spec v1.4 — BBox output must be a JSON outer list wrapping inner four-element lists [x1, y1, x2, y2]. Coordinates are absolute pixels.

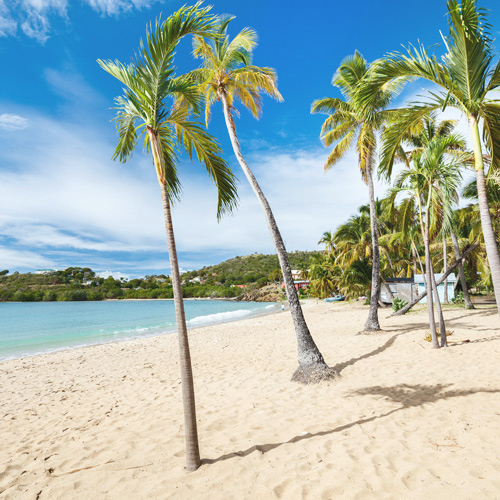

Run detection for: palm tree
[[318, 231, 336, 255], [98, 5, 238, 471], [191, 16, 335, 383], [311, 51, 401, 331], [392, 133, 464, 347], [363, 0, 500, 317], [333, 214, 372, 268]]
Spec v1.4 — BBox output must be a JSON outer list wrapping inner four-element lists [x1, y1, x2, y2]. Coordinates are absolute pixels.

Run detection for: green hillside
[[0, 251, 320, 302]]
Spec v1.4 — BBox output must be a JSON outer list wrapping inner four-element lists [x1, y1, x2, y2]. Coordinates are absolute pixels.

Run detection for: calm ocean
[[0, 300, 278, 361]]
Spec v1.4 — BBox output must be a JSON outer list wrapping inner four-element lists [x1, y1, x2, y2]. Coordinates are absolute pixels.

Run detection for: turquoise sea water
[[0, 300, 278, 361]]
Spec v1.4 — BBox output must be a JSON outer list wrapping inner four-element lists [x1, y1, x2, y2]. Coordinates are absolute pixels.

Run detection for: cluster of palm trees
[[312, 0, 500, 340], [98, 0, 500, 472], [99, 3, 335, 471]]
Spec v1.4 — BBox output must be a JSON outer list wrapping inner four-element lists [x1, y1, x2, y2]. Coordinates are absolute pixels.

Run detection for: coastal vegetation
[[358, 0, 500, 317], [0, 252, 320, 303]]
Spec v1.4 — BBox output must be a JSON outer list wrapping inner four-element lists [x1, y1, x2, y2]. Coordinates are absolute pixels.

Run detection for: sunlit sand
[[1, 301, 499, 499]]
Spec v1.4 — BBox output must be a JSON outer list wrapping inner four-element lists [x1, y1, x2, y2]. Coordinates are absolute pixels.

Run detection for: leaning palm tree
[[98, 5, 238, 471], [191, 16, 335, 383], [363, 0, 500, 316], [311, 51, 401, 331]]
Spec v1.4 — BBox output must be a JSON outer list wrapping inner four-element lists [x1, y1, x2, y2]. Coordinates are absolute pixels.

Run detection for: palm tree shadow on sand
[[202, 383, 500, 466]]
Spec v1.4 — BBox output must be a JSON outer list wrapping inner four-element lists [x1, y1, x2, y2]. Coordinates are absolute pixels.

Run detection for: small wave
[[187, 309, 253, 327]]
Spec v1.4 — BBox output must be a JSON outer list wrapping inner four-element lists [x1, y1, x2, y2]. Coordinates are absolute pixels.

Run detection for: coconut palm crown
[[190, 14, 283, 125]]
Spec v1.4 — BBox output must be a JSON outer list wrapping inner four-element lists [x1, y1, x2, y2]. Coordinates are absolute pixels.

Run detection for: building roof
[[386, 277, 414, 283], [414, 273, 456, 284]]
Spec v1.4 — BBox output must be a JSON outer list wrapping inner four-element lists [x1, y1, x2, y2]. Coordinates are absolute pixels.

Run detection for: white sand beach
[[1, 301, 500, 499]]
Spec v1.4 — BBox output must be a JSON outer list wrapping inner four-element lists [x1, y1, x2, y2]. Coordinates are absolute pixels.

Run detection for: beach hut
[[380, 277, 417, 304], [414, 274, 457, 303]]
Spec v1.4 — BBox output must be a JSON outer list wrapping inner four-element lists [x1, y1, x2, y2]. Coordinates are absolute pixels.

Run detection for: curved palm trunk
[[469, 116, 500, 318], [148, 127, 200, 471], [443, 238, 448, 304], [364, 164, 381, 331], [423, 210, 439, 348], [451, 232, 474, 309], [219, 91, 336, 383], [161, 184, 201, 471]]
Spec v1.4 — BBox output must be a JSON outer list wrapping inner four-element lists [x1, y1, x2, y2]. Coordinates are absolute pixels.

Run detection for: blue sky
[[1, 0, 498, 278]]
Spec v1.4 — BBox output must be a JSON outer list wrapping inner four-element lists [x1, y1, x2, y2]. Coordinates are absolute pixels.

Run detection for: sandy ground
[[1, 300, 500, 500]]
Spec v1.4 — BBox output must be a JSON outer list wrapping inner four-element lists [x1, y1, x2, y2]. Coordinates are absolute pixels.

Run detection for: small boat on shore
[[324, 294, 345, 303]]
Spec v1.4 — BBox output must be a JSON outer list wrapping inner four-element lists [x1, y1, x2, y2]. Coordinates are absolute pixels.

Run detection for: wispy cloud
[[0, 0, 16, 36], [0, 245, 55, 270], [85, 0, 161, 16], [0, 0, 163, 42], [0, 114, 29, 131]]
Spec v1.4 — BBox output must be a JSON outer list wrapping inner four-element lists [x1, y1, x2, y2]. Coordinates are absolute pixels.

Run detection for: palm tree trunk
[[451, 232, 474, 309], [469, 115, 500, 318], [147, 125, 201, 471], [411, 243, 418, 277], [413, 241, 426, 278], [443, 238, 448, 303], [364, 162, 381, 331], [219, 91, 336, 383], [429, 259, 447, 347], [160, 184, 201, 471], [423, 211, 439, 348]]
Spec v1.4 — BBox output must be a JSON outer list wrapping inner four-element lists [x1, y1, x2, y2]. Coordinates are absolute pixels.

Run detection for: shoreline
[[0, 299, 282, 364], [1, 301, 499, 499]]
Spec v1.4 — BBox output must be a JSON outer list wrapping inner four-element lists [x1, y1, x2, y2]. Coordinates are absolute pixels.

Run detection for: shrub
[[392, 297, 408, 312], [451, 291, 464, 305]]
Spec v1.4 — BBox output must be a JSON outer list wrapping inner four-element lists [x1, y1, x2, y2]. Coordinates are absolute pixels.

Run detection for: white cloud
[[96, 270, 130, 280], [0, 0, 162, 42], [84, 0, 160, 16], [0, 245, 55, 270], [0, 114, 29, 131], [0, 0, 16, 36], [0, 106, 383, 272]]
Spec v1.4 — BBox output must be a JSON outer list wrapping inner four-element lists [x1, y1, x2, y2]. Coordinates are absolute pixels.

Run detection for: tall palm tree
[[362, 0, 500, 317], [191, 16, 335, 383], [392, 134, 464, 347], [98, 5, 238, 471], [311, 51, 401, 331]]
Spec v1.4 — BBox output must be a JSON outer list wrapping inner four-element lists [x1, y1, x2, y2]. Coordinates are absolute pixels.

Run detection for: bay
[[0, 300, 278, 361]]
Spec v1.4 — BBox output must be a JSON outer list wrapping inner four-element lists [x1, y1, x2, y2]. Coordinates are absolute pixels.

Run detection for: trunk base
[[185, 461, 201, 472], [291, 363, 338, 384], [362, 319, 381, 332]]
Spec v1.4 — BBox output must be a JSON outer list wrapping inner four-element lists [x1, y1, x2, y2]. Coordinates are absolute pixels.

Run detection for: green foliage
[[451, 291, 465, 304], [392, 297, 408, 312], [0, 270, 8, 276]]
